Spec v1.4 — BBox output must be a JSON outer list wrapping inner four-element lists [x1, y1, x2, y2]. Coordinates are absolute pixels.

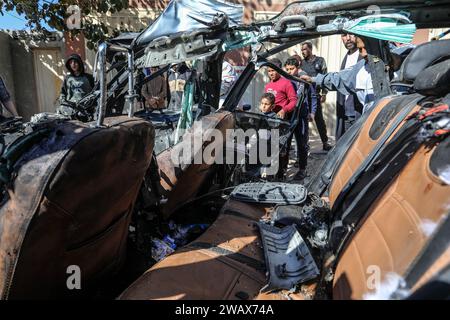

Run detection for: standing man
[[336, 33, 364, 140], [300, 42, 332, 151], [284, 57, 317, 181], [300, 36, 376, 115], [0, 75, 19, 117], [59, 54, 94, 116], [220, 60, 237, 98], [167, 63, 191, 111], [141, 66, 167, 110]]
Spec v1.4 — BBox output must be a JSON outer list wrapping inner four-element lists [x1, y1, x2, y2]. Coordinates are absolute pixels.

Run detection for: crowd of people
[[257, 34, 379, 181]]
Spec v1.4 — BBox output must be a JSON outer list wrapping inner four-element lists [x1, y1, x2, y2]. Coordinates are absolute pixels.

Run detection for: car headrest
[[398, 39, 450, 83], [414, 59, 450, 97]]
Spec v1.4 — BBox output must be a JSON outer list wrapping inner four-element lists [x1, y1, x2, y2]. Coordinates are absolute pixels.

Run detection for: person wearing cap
[[0, 75, 19, 117], [58, 54, 94, 115]]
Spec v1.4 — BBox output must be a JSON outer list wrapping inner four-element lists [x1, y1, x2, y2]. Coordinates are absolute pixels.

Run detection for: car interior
[[0, 0, 449, 300]]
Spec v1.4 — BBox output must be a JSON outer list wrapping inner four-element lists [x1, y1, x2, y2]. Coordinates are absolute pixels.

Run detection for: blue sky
[[0, 9, 30, 30], [0, 1, 53, 30]]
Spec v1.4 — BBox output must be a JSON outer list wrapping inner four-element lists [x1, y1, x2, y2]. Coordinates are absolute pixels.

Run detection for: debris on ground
[[151, 221, 209, 261]]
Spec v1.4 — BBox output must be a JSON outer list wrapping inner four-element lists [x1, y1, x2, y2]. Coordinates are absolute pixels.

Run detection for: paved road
[[286, 136, 334, 185]]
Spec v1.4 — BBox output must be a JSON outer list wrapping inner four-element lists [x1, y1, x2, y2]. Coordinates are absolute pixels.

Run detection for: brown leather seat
[[328, 95, 421, 205], [156, 111, 235, 218], [119, 199, 276, 300], [118, 120, 449, 300], [333, 142, 450, 299], [0, 116, 155, 299]]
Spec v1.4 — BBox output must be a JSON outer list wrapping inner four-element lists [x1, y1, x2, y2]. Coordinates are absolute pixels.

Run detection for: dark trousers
[[336, 114, 360, 140], [294, 116, 309, 170], [285, 116, 309, 171], [314, 99, 329, 144]]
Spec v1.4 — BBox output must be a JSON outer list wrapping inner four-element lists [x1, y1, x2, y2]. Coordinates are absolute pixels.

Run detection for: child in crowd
[[259, 92, 277, 118]]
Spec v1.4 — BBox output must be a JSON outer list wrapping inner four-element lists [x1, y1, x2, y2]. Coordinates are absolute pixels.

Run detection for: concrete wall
[[9, 38, 40, 120], [0, 31, 65, 120], [0, 32, 16, 105]]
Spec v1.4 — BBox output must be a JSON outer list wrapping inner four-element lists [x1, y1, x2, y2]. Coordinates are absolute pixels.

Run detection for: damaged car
[[0, 0, 449, 300]]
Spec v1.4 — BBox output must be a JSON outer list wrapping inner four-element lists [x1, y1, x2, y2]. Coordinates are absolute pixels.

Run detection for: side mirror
[[243, 104, 252, 111]]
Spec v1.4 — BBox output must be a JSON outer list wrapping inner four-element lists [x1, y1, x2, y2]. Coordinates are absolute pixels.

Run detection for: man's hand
[[320, 94, 327, 104], [277, 109, 286, 119], [308, 113, 315, 122], [148, 97, 157, 107], [300, 75, 313, 84]]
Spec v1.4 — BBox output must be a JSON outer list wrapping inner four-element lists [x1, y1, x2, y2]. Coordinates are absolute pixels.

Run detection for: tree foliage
[[0, 0, 132, 49]]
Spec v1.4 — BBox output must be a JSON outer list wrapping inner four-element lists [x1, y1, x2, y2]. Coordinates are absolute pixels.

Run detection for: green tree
[[0, 0, 131, 49]]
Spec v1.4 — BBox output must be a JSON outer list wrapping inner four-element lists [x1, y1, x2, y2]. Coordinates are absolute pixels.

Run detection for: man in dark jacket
[[301, 42, 332, 151], [335, 33, 364, 140], [285, 57, 317, 181], [141, 66, 167, 110], [58, 54, 94, 115]]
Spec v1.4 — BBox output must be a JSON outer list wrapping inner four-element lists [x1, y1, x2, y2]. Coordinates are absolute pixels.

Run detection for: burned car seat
[[333, 136, 450, 299], [118, 136, 449, 300], [156, 111, 235, 218], [118, 198, 269, 300], [118, 185, 327, 300], [0, 116, 155, 299], [327, 94, 422, 205], [331, 63, 450, 299], [397, 39, 450, 84]]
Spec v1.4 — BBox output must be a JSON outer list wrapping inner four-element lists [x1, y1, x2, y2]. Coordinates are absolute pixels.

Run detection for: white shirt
[[355, 63, 375, 114], [343, 50, 360, 117], [220, 61, 237, 97]]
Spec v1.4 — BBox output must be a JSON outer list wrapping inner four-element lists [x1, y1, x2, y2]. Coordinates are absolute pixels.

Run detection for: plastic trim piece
[[258, 222, 319, 292], [231, 183, 307, 205]]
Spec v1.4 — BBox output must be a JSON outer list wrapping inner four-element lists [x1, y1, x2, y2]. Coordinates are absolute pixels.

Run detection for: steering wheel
[[234, 110, 291, 126], [59, 100, 95, 120]]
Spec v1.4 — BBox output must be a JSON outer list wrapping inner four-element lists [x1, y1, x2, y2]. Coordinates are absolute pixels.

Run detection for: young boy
[[284, 57, 318, 181], [259, 92, 277, 118], [264, 58, 298, 120], [58, 54, 94, 116]]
